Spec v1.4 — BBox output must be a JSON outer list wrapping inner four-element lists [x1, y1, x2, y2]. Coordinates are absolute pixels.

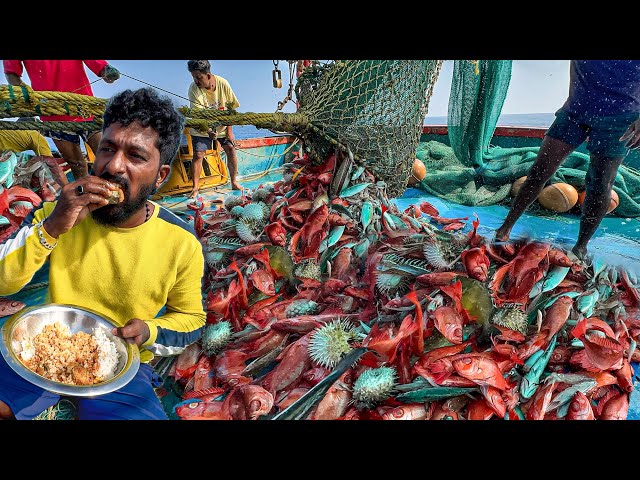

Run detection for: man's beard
[[91, 175, 157, 227]]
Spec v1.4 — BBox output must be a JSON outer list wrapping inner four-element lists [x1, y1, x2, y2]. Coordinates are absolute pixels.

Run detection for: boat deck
[[3, 169, 640, 419]]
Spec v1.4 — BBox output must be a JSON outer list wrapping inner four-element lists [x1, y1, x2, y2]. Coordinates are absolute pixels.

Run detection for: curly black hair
[[102, 87, 185, 166], [187, 60, 211, 75]]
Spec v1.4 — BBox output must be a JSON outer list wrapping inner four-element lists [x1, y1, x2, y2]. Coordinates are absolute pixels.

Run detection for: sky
[[0, 60, 572, 118]]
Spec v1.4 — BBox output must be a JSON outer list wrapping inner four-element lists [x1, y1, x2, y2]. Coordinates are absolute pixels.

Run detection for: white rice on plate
[[18, 321, 121, 385]]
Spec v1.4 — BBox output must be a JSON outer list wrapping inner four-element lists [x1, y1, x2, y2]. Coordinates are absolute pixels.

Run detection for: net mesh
[[294, 60, 444, 196]]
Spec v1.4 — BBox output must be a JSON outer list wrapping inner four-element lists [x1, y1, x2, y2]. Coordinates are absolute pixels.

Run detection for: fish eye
[[188, 402, 199, 409]]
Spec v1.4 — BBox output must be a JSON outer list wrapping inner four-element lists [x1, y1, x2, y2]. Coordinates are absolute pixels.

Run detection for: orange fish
[[452, 355, 508, 390], [466, 399, 495, 420], [525, 381, 557, 421], [432, 306, 464, 345], [364, 314, 417, 363], [540, 296, 573, 340], [565, 391, 595, 420], [381, 403, 429, 420], [222, 384, 274, 420], [479, 385, 506, 418], [311, 370, 354, 420], [599, 393, 629, 420]]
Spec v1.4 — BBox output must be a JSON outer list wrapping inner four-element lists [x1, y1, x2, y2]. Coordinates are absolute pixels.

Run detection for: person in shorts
[[186, 60, 241, 197], [3, 60, 120, 180], [495, 60, 640, 260]]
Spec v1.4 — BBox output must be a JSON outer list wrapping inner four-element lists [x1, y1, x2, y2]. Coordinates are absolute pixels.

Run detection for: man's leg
[[75, 364, 168, 420], [494, 136, 576, 242], [572, 153, 624, 259], [191, 150, 205, 198], [0, 353, 60, 420], [221, 141, 242, 190], [189, 136, 211, 198], [51, 138, 88, 180]]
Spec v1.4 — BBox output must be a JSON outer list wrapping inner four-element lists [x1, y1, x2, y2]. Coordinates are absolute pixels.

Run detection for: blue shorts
[[546, 109, 640, 158], [191, 135, 234, 152], [44, 129, 97, 145], [0, 354, 168, 420]]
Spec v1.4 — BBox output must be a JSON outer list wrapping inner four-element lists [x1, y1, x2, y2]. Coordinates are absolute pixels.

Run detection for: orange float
[[407, 158, 427, 186], [538, 183, 579, 213], [577, 189, 619, 214], [511, 176, 527, 197]]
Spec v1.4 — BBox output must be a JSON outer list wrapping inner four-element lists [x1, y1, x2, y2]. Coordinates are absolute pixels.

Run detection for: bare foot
[[571, 246, 587, 261], [231, 181, 243, 191], [189, 188, 199, 198], [494, 227, 511, 243]]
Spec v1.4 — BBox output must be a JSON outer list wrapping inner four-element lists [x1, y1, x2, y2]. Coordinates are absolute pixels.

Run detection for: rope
[[179, 108, 309, 132], [119, 72, 209, 108], [0, 119, 102, 132]]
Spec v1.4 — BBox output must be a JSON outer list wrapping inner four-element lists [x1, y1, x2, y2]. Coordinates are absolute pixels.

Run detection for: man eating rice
[[0, 88, 206, 420]]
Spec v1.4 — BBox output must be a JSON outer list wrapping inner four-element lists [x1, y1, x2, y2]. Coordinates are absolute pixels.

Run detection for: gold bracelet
[[35, 220, 57, 250]]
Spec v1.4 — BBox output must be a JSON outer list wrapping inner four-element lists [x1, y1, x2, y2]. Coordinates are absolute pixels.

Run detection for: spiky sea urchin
[[491, 306, 528, 335], [241, 202, 266, 222], [352, 366, 397, 410], [229, 205, 245, 218], [201, 321, 233, 356], [308, 319, 358, 369], [295, 259, 322, 281], [284, 299, 319, 318], [235, 218, 264, 243], [251, 188, 271, 203], [224, 195, 244, 211], [375, 271, 410, 297]]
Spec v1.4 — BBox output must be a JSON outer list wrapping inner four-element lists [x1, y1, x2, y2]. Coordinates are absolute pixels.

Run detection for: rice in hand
[[19, 321, 120, 385]]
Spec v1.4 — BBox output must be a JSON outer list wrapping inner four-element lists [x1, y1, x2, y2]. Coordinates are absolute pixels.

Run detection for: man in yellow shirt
[[0, 129, 53, 156], [0, 87, 205, 420], [187, 60, 242, 196]]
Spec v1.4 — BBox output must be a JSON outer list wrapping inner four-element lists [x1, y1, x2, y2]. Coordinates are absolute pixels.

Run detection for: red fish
[[311, 369, 354, 420], [466, 399, 495, 420], [364, 314, 417, 363], [172, 342, 202, 382], [599, 393, 629, 420], [565, 391, 595, 420], [452, 355, 508, 390], [432, 306, 464, 344], [223, 384, 274, 420], [540, 296, 573, 340], [381, 403, 429, 420], [0, 298, 26, 317], [461, 246, 490, 282], [261, 333, 312, 394], [175, 398, 231, 420]]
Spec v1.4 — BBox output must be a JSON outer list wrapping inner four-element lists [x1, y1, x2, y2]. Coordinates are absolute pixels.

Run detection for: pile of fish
[[165, 148, 640, 420], [0, 153, 59, 315]]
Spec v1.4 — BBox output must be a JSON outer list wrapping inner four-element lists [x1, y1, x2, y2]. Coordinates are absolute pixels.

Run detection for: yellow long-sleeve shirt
[[0, 200, 206, 363]]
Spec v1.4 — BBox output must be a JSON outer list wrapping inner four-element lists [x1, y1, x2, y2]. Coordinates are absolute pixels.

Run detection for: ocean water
[[424, 112, 556, 128]]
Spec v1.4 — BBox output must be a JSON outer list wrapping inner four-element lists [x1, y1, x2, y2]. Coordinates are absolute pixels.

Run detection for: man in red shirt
[[3, 60, 120, 180]]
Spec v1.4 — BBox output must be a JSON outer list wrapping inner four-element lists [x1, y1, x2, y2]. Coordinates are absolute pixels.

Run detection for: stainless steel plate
[[0, 304, 140, 396]]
